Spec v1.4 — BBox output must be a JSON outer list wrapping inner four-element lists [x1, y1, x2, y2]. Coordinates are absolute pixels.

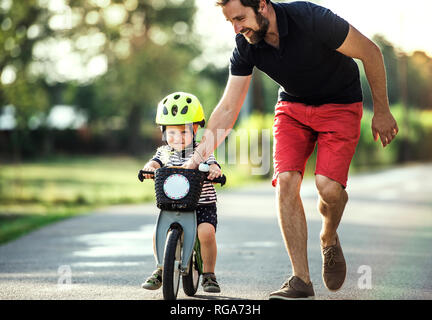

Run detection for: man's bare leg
[[315, 174, 348, 291], [276, 171, 311, 284], [315, 174, 348, 247]]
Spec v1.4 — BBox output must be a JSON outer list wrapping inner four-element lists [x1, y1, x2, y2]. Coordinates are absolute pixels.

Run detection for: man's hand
[[207, 164, 222, 181], [371, 110, 399, 148], [182, 157, 200, 170]]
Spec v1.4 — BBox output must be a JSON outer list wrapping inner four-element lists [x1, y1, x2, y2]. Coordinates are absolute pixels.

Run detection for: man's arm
[[184, 74, 252, 169], [336, 24, 399, 148]]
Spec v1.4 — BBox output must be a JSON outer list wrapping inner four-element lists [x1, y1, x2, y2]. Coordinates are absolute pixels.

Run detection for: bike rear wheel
[[162, 228, 182, 300], [182, 250, 200, 296]]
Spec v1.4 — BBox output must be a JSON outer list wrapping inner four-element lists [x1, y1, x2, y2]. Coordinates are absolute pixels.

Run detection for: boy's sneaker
[[202, 273, 221, 293], [269, 276, 315, 300], [141, 268, 162, 290]]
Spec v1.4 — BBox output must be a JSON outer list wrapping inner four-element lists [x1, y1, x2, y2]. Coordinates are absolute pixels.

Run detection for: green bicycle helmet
[[156, 92, 205, 128]]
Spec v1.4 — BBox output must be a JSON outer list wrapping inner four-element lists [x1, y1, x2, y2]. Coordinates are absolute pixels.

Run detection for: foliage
[[358, 35, 432, 111], [354, 105, 432, 167], [0, 0, 51, 128], [1, 0, 205, 155]]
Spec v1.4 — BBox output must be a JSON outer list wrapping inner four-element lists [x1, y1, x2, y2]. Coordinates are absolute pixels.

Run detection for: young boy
[[141, 92, 222, 293]]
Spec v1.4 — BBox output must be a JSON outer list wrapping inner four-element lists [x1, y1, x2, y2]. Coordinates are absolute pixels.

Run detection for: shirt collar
[[255, 1, 289, 48]]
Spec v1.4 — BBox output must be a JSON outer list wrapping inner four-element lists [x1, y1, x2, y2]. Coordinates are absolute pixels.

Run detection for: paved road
[[1, 163, 432, 300]]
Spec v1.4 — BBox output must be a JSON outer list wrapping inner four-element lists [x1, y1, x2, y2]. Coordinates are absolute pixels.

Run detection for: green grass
[[0, 155, 265, 244], [419, 110, 432, 127], [0, 155, 156, 205], [0, 155, 156, 244], [0, 205, 93, 245]]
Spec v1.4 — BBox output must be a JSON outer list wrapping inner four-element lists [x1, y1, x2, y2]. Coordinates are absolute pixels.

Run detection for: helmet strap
[[160, 126, 167, 143]]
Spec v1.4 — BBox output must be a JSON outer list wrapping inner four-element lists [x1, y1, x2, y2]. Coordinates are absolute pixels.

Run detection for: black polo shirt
[[229, 1, 363, 106]]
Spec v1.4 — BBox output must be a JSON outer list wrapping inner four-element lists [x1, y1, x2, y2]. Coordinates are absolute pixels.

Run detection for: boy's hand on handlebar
[[207, 164, 222, 181], [142, 165, 156, 179]]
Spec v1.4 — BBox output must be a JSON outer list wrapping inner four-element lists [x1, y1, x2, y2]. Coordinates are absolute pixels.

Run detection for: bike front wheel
[[182, 250, 200, 296], [162, 228, 182, 300]]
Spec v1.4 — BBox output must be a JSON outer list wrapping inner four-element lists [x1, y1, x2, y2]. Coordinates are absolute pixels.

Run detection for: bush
[[354, 104, 430, 169]]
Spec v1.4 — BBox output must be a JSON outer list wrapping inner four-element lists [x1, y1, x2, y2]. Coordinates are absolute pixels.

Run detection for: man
[[183, 0, 398, 299]]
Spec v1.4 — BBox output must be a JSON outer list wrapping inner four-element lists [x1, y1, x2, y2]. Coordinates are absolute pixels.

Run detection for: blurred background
[[1, 0, 432, 243]]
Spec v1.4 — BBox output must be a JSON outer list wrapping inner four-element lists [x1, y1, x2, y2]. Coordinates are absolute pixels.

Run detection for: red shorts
[[272, 101, 363, 188]]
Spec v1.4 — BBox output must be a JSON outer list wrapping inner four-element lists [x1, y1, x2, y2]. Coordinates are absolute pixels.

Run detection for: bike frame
[[138, 166, 224, 288], [154, 209, 197, 275]]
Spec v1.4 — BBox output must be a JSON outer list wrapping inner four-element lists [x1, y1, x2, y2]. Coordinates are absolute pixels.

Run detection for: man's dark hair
[[216, 0, 271, 14]]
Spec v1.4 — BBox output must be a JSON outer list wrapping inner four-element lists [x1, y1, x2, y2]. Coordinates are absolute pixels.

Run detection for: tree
[[66, 0, 200, 153], [1, 0, 202, 156], [0, 0, 51, 127], [407, 51, 432, 109], [373, 35, 400, 105]]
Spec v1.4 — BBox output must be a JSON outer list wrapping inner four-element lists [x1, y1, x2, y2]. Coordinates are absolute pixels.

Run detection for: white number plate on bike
[[163, 174, 190, 200]]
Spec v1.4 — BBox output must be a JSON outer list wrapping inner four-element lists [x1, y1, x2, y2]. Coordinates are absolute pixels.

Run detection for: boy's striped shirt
[[151, 143, 219, 205]]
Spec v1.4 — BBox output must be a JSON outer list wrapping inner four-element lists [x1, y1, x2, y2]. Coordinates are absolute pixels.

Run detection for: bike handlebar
[[138, 169, 226, 186], [139, 170, 157, 178], [206, 174, 226, 186]]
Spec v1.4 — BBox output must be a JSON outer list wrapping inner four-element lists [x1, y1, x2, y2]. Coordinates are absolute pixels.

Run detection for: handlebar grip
[[138, 170, 155, 182], [206, 174, 226, 187]]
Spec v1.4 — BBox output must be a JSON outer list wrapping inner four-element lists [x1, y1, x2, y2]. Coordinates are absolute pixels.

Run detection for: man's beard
[[242, 11, 269, 44]]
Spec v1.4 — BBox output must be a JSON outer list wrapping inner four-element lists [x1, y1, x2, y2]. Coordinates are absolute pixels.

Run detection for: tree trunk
[[126, 103, 142, 154]]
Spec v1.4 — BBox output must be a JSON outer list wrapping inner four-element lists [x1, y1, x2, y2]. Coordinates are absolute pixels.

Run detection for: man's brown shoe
[[321, 234, 346, 291], [269, 276, 315, 300]]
